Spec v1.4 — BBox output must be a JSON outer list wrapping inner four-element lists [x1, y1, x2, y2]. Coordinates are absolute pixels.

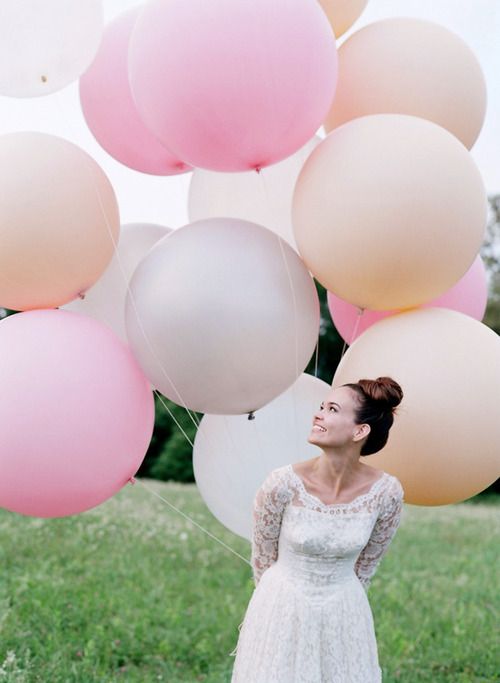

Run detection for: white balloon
[[188, 137, 320, 252], [125, 218, 320, 414], [193, 373, 329, 539], [0, 0, 103, 97], [62, 222, 171, 343]]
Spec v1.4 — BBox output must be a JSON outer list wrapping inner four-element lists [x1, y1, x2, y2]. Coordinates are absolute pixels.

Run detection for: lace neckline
[[288, 464, 388, 509]]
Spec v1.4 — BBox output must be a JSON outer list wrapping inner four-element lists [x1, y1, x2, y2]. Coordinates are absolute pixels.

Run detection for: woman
[[230, 376, 405, 682]]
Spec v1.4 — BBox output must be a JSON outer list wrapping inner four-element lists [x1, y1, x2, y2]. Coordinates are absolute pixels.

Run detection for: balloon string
[[258, 169, 301, 443], [314, 335, 320, 378], [153, 389, 196, 446], [131, 477, 252, 568], [87, 167, 203, 435], [50, 97, 250, 572], [340, 306, 365, 359]]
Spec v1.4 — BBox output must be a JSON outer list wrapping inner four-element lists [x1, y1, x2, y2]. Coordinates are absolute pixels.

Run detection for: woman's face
[[308, 386, 366, 449]]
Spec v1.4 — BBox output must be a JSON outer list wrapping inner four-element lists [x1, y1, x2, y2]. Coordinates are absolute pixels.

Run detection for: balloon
[[318, 0, 369, 38], [125, 218, 320, 414], [193, 373, 328, 539], [292, 114, 487, 310], [188, 137, 319, 251], [0, 132, 120, 311], [332, 307, 500, 505], [0, 0, 103, 97], [0, 309, 154, 518], [128, 0, 337, 171], [324, 18, 487, 150], [328, 255, 488, 343], [63, 222, 171, 343], [80, 8, 190, 176]]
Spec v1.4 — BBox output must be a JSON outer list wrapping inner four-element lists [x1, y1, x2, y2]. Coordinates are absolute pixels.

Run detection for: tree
[[480, 194, 500, 333]]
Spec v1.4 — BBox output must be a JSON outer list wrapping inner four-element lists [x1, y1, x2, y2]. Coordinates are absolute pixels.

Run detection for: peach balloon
[[0, 132, 120, 311], [318, 0, 369, 38], [328, 255, 488, 343], [292, 114, 487, 310], [324, 18, 487, 150], [332, 307, 500, 505]]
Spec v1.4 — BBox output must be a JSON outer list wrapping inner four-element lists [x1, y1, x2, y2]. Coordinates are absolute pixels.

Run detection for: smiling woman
[[230, 376, 405, 682]]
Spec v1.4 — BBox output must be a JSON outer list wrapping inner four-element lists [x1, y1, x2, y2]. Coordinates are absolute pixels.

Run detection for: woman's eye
[[329, 406, 336, 412]]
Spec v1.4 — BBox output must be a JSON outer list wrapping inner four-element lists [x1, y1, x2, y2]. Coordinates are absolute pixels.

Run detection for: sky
[[0, 0, 498, 229]]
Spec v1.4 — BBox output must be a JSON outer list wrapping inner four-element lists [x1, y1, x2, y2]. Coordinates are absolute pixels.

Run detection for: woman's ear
[[353, 423, 370, 443]]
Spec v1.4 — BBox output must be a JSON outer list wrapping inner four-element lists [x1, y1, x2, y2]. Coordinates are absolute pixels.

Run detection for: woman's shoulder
[[260, 463, 292, 488], [379, 471, 405, 512], [253, 464, 294, 507]]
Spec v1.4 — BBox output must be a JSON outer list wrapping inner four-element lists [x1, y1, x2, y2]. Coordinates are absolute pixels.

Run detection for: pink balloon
[[0, 310, 155, 518], [128, 0, 338, 172], [80, 8, 190, 175], [328, 255, 488, 343]]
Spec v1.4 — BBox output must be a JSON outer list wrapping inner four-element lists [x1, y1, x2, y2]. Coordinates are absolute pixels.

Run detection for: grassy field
[[0, 479, 498, 683]]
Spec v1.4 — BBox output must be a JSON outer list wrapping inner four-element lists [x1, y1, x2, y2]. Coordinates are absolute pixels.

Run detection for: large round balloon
[[80, 8, 190, 175], [324, 18, 487, 150], [63, 222, 171, 343], [332, 307, 500, 505], [125, 218, 320, 414], [188, 137, 319, 251], [0, 132, 120, 311], [128, 0, 337, 171], [193, 373, 328, 539], [0, 0, 103, 97], [0, 309, 154, 518], [292, 114, 487, 310], [328, 255, 488, 343], [318, 0, 369, 38]]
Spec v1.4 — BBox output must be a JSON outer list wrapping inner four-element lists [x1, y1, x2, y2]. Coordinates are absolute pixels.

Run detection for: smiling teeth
[[313, 425, 326, 432]]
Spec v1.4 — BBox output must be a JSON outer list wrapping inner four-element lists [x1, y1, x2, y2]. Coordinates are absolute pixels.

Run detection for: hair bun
[[357, 376, 403, 411]]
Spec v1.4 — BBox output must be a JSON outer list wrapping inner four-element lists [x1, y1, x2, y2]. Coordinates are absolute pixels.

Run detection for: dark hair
[[341, 377, 403, 455]]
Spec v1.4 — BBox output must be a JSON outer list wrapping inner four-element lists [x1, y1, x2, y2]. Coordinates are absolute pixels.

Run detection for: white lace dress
[[230, 463, 405, 683]]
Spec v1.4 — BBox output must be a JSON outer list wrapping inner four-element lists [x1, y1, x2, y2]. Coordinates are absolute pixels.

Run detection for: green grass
[[0, 480, 498, 682]]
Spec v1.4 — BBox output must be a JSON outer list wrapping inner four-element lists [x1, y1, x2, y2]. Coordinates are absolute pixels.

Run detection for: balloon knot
[[248, 411, 256, 421], [128, 476, 136, 485], [77, 291, 86, 300], [254, 165, 262, 174]]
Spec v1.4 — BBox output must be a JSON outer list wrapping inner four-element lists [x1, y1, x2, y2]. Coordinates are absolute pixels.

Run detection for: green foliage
[[481, 194, 500, 333], [305, 279, 345, 384], [138, 394, 200, 483], [150, 429, 196, 483]]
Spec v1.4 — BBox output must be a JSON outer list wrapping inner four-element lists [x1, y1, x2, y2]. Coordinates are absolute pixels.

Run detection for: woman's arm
[[251, 467, 290, 587], [354, 476, 404, 592]]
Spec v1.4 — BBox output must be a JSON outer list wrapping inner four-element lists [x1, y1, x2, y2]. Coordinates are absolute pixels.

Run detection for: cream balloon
[[332, 307, 500, 505], [63, 223, 171, 343], [125, 218, 320, 414], [324, 18, 487, 149], [0, 132, 120, 311], [188, 136, 320, 252], [318, 0, 369, 38], [292, 114, 487, 310], [0, 0, 103, 97], [193, 373, 328, 539]]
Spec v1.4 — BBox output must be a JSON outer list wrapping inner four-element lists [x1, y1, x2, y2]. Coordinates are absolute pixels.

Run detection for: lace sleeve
[[250, 467, 291, 587], [354, 476, 404, 592]]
